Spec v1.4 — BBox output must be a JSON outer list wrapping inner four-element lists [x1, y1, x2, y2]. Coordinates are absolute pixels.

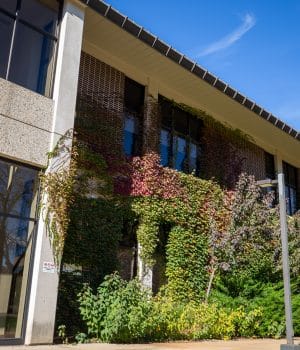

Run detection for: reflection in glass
[[0, 0, 18, 14], [123, 114, 138, 156], [0, 159, 38, 339], [0, 12, 13, 79], [19, 0, 58, 35], [160, 129, 170, 167], [173, 136, 187, 171], [8, 22, 55, 95], [189, 142, 198, 173]]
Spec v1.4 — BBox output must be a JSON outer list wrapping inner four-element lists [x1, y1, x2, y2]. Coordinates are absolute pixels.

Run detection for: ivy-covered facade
[[0, 0, 300, 345]]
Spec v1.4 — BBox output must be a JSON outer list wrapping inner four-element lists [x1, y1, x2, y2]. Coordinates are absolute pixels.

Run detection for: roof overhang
[[81, 3, 300, 168]]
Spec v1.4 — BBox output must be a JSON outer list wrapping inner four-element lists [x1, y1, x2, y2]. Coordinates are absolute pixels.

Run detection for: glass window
[[160, 129, 170, 167], [0, 12, 13, 79], [123, 77, 144, 156], [189, 142, 199, 174], [0, 0, 18, 14], [0, 0, 58, 96], [124, 114, 138, 156], [8, 22, 55, 95], [265, 152, 275, 180], [173, 136, 187, 172], [283, 162, 298, 215], [159, 96, 202, 175], [19, 0, 58, 35], [0, 158, 38, 339]]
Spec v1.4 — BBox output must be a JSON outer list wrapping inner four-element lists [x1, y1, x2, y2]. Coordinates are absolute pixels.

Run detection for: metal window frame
[[0, 156, 41, 345], [0, 0, 62, 97], [160, 99, 201, 175]]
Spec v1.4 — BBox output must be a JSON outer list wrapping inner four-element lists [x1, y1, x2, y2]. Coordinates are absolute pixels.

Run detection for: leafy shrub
[[78, 273, 264, 343], [78, 273, 151, 342]]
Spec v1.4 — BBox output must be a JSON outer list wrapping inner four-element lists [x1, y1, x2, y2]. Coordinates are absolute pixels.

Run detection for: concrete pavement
[[2, 339, 300, 350]]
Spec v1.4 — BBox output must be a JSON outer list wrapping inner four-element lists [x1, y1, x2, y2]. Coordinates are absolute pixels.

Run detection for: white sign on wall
[[42, 261, 56, 274]]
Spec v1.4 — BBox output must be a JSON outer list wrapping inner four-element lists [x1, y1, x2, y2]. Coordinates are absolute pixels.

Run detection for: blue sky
[[106, 0, 300, 131]]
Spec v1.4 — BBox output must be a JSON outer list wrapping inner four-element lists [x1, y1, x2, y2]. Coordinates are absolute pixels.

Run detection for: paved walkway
[[2, 339, 300, 350]]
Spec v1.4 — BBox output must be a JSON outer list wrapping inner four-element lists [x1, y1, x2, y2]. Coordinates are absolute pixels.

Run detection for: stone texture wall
[[0, 78, 54, 167]]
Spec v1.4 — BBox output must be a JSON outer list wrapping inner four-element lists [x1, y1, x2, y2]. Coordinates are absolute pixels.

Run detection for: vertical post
[[137, 243, 153, 290], [24, 0, 85, 344], [278, 172, 294, 346]]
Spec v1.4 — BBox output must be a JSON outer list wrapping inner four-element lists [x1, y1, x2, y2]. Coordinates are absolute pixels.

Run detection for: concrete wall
[[24, 0, 86, 345], [0, 78, 54, 167]]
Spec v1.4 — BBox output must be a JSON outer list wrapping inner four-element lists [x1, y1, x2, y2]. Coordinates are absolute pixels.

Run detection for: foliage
[[218, 174, 280, 296], [52, 92, 300, 343], [211, 279, 300, 338], [287, 212, 300, 277], [40, 132, 77, 264], [55, 196, 127, 337], [78, 273, 151, 342], [78, 273, 264, 343], [165, 226, 208, 302]]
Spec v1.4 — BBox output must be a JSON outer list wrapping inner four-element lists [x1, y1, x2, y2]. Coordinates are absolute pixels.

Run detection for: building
[[0, 0, 299, 345]]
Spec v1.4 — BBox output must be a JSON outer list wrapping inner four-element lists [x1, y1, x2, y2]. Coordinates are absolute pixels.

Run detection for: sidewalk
[[2, 339, 300, 350]]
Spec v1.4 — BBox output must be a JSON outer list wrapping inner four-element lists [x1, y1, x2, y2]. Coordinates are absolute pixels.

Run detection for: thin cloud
[[196, 14, 256, 57]]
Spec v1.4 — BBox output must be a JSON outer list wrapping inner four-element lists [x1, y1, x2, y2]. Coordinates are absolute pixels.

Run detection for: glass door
[[0, 158, 38, 340]]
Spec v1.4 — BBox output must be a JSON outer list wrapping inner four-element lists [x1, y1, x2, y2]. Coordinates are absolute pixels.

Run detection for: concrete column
[[25, 1, 85, 344], [137, 243, 153, 290], [275, 153, 284, 174]]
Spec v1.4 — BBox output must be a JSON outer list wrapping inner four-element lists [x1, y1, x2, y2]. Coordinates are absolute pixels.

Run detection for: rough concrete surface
[[2, 339, 300, 350]]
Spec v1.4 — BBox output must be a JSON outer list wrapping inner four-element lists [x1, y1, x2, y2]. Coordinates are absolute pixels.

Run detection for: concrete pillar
[[137, 243, 153, 290], [24, 0, 85, 344], [275, 153, 284, 174]]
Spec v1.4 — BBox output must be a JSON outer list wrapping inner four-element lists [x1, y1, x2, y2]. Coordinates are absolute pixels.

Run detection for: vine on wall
[[40, 131, 77, 265]]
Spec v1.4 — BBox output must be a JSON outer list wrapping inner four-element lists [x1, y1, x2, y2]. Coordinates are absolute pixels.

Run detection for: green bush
[[211, 279, 300, 338], [78, 273, 264, 343]]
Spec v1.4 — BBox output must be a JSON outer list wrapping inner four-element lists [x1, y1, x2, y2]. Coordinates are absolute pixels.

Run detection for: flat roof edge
[[81, 0, 300, 142]]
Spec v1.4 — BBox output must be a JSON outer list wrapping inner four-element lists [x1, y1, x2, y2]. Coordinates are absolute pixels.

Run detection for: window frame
[[0, 0, 62, 97], [123, 77, 145, 157], [283, 161, 298, 215], [0, 156, 41, 345], [159, 97, 202, 175]]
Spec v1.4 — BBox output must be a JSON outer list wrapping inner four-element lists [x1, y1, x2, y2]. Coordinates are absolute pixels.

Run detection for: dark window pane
[[290, 188, 297, 214], [265, 152, 275, 179], [174, 108, 188, 134], [160, 98, 172, 128], [0, 215, 35, 338], [0, 159, 37, 219], [289, 167, 296, 187], [173, 136, 187, 171], [190, 116, 202, 142], [0, 158, 37, 339], [19, 0, 58, 35], [189, 142, 199, 174], [0, 12, 13, 79], [0, 0, 17, 14], [124, 77, 144, 113], [160, 129, 170, 167], [8, 22, 55, 95], [123, 114, 137, 156]]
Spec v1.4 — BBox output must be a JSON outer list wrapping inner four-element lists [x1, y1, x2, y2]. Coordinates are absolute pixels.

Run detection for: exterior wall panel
[[0, 78, 54, 167]]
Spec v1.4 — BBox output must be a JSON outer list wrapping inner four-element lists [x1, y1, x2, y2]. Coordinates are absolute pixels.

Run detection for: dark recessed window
[[283, 162, 298, 215], [159, 96, 202, 175], [265, 152, 275, 180], [123, 77, 145, 156], [0, 0, 60, 97]]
